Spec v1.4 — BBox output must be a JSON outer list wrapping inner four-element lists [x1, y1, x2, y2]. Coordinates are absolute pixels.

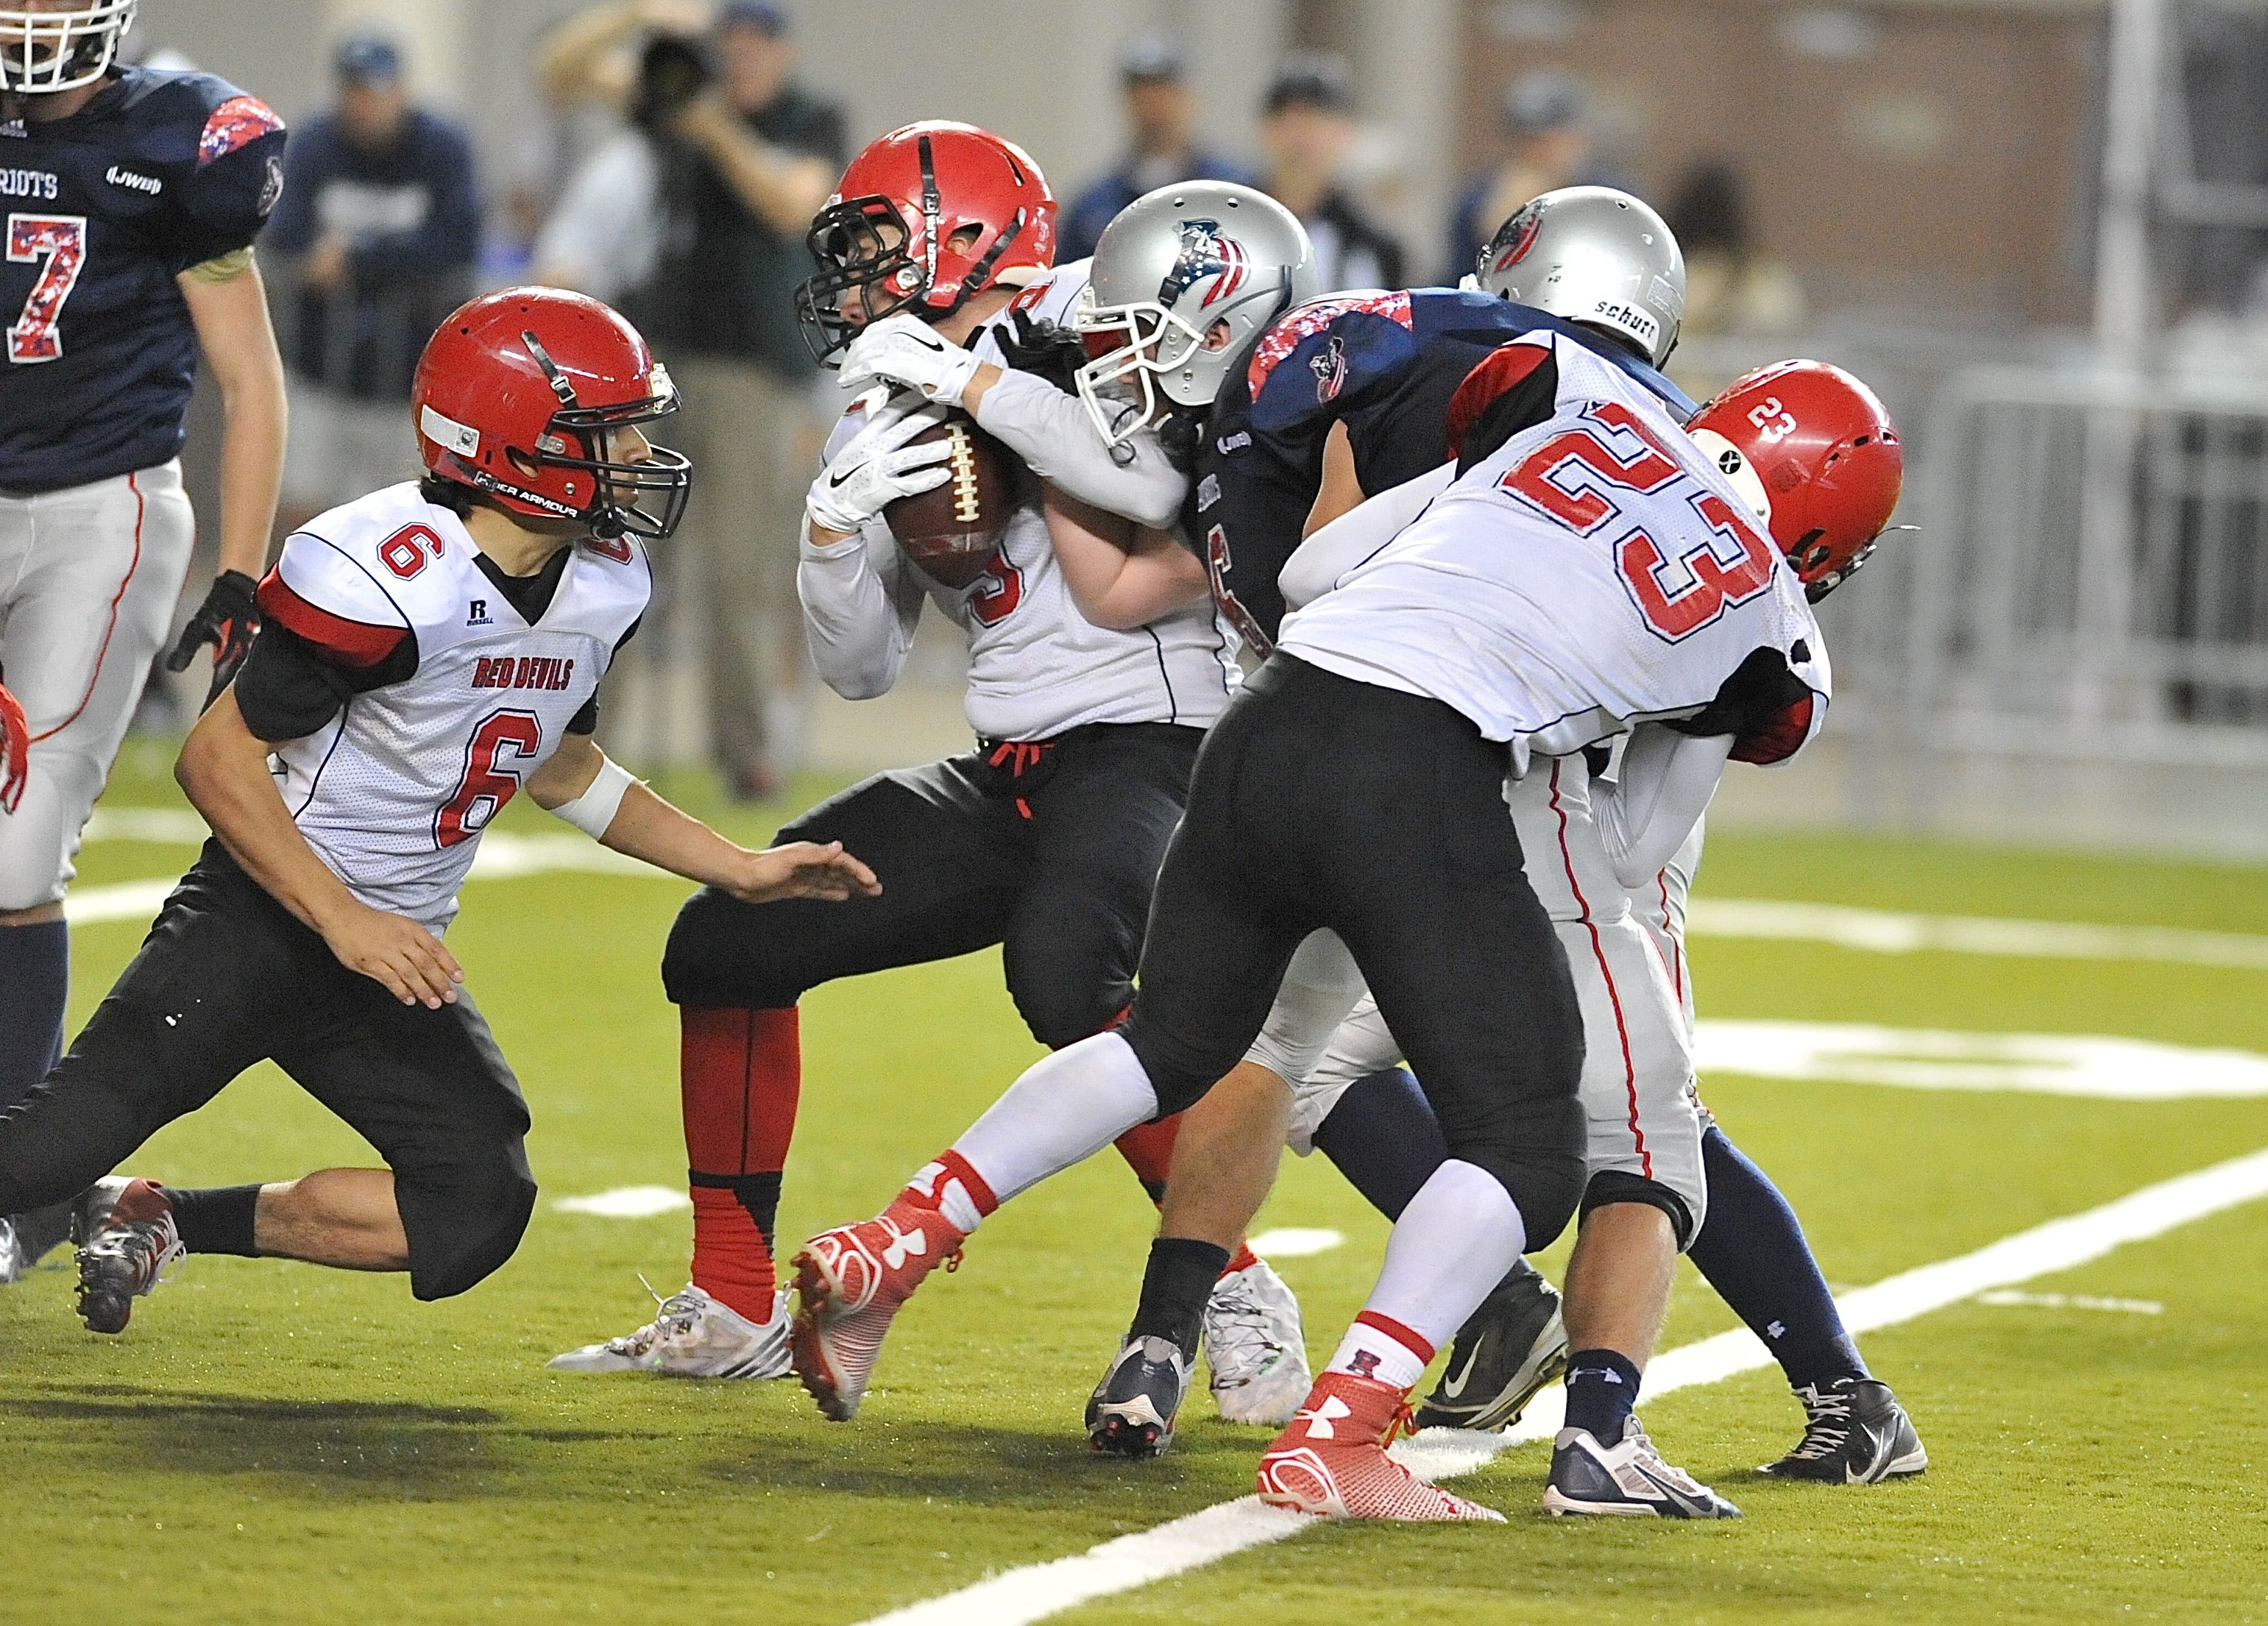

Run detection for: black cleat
[[1761, 1377, 1928, 1483], [1085, 1335, 1195, 1458], [73, 1179, 184, 1335], [1413, 1257, 1568, 1432]]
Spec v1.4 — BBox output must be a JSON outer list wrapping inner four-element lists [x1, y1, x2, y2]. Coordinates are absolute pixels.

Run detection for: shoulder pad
[[1246, 291, 1414, 401], [262, 529, 411, 669]]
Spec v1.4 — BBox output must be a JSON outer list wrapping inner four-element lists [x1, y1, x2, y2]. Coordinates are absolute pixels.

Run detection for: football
[[884, 414, 1016, 589]]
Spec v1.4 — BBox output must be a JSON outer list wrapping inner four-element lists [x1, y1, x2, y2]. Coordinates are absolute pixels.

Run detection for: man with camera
[[538, 1, 844, 798]]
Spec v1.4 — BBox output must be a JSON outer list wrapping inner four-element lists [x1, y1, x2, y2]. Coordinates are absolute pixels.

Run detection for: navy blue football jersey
[[1188, 286, 1698, 652], [0, 68, 286, 492]]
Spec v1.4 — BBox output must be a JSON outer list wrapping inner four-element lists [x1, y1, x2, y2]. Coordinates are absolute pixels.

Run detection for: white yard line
[[856, 1144, 2268, 1626], [72, 815, 2268, 976], [1690, 898, 2268, 973], [65, 831, 656, 926]]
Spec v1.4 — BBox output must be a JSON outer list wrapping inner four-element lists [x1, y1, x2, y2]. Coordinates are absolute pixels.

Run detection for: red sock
[[681, 1007, 799, 1324], [1114, 1113, 1181, 1202], [1112, 1111, 1263, 1279]]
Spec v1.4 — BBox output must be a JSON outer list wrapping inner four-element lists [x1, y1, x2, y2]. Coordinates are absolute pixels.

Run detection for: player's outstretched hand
[[165, 570, 262, 708], [0, 675, 29, 815], [321, 902, 466, 1009], [723, 840, 882, 906]]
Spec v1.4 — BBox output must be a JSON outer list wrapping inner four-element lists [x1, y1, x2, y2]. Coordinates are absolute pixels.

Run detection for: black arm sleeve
[[564, 615, 642, 737], [1454, 350, 1562, 475], [231, 622, 417, 743]]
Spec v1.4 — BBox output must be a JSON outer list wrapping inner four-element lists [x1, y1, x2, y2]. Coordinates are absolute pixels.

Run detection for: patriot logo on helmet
[[1486, 201, 1545, 276], [1160, 219, 1251, 312]]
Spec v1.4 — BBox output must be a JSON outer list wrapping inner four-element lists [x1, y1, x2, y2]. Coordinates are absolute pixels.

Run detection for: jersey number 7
[[1499, 399, 1778, 643], [7, 215, 88, 366]]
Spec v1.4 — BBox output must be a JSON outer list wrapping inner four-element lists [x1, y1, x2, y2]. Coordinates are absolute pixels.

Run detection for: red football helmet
[[795, 121, 1057, 363], [412, 287, 692, 540], [1687, 360, 1903, 602]]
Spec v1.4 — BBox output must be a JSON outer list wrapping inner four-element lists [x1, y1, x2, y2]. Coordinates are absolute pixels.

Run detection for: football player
[[852, 183, 1921, 1501], [1079, 186, 1920, 1494], [0, 287, 877, 1333], [0, 1, 291, 1282], [547, 124, 1316, 1424], [784, 291, 1836, 1522]]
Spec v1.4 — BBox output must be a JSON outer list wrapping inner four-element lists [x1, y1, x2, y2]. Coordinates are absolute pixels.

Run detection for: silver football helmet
[[1475, 185, 1685, 368], [0, 0, 137, 95], [1073, 181, 1318, 449]]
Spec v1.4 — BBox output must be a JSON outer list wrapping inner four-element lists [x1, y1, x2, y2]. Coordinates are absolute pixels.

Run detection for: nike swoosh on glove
[[164, 569, 262, 709], [807, 392, 955, 535], [0, 673, 29, 814], [838, 313, 983, 408]]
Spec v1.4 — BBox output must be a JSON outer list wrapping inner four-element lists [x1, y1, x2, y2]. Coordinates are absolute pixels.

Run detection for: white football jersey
[[822, 259, 1233, 741], [261, 483, 651, 931], [1277, 330, 1829, 774]]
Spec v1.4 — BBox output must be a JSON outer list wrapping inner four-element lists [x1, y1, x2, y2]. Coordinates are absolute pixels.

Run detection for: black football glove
[[996, 309, 1090, 397], [165, 569, 261, 707]]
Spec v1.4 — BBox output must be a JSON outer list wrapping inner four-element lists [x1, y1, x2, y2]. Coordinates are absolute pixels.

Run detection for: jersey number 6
[[437, 710, 542, 848], [7, 214, 88, 366]]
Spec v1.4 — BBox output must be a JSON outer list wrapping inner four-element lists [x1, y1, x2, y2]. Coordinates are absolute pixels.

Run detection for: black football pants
[[0, 844, 536, 1301], [662, 723, 1203, 1046], [1120, 655, 1590, 1251]]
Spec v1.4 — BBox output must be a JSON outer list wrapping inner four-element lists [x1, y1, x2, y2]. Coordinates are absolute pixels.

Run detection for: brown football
[[884, 414, 1016, 589]]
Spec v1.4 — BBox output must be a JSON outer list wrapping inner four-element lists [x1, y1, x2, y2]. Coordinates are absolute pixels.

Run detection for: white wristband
[[550, 753, 638, 840]]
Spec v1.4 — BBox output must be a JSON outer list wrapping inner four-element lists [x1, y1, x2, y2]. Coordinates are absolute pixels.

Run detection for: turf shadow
[[4, 1384, 516, 1497], [699, 1416, 1264, 1510]]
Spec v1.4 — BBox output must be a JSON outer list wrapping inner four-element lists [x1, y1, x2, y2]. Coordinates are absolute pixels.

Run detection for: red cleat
[[1256, 1371, 1506, 1522], [788, 1198, 965, 1421]]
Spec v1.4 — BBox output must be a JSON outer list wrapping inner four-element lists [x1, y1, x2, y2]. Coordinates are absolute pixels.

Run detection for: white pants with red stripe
[[0, 461, 196, 909], [1264, 753, 1710, 1240]]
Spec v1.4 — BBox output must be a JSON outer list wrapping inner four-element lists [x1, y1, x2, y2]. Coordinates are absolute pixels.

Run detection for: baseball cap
[[715, 1, 788, 35], [333, 33, 403, 86], [1264, 53, 1352, 116], [1119, 34, 1184, 84]]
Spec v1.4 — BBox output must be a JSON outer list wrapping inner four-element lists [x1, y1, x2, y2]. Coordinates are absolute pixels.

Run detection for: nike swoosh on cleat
[[1435, 1336, 1489, 1402]]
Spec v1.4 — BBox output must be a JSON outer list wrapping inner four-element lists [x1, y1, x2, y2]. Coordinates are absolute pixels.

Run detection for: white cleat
[[1544, 1416, 1742, 1519], [547, 1284, 791, 1378], [1205, 1258, 1312, 1427]]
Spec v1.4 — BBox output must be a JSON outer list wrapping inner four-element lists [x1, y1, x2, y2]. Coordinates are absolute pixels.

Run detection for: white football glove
[[807, 391, 954, 535], [838, 313, 984, 408]]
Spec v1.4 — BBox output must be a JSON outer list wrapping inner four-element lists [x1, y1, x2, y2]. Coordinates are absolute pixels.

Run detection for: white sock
[[950, 1032, 1161, 1212], [1351, 1160, 1527, 1357]]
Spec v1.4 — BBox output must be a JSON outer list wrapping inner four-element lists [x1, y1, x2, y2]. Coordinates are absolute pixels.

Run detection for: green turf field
[[4, 739, 2267, 1625]]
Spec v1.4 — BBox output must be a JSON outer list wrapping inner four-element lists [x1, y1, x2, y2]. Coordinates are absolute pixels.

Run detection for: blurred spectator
[[615, 0, 843, 798], [1260, 54, 1403, 294], [1060, 37, 1258, 262], [493, 4, 713, 284], [1445, 69, 1631, 284], [531, 32, 687, 302], [266, 33, 481, 525], [1664, 162, 1807, 337]]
